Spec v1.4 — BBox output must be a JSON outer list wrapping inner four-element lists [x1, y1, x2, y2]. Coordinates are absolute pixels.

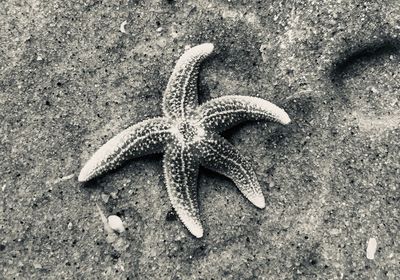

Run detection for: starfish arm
[[163, 142, 203, 238], [162, 43, 214, 119], [78, 117, 172, 182], [198, 134, 266, 209], [198, 95, 291, 132]]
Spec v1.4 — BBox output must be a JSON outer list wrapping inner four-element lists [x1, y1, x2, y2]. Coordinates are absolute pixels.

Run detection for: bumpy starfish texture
[[79, 43, 291, 238]]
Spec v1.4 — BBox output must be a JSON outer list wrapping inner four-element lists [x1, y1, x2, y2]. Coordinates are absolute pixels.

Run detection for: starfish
[[78, 43, 291, 238]]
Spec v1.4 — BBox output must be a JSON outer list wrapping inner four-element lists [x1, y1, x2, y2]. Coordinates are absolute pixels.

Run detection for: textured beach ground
[[1, 0, 399, 279]]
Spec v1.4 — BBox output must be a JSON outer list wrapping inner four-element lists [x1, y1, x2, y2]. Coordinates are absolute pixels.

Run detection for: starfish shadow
[[79, 154, 163, 190]]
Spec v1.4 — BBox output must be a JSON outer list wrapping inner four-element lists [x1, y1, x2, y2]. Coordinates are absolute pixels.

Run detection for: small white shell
[[367, 237, 377, 260], [120, 21, 127, 34], [107, 215, 125, 233]]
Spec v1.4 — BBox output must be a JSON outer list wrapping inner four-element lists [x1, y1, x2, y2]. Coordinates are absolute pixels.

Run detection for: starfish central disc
[[174, 120, 205, 143]]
